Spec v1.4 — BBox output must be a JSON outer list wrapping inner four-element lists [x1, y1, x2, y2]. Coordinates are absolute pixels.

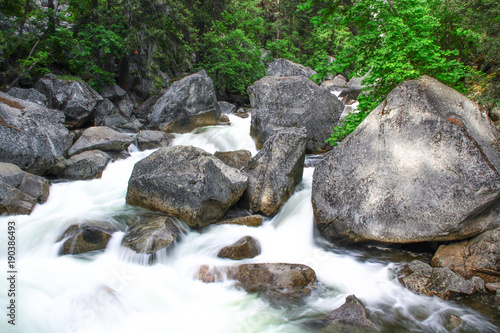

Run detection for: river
[[0, 114, 498, 332]]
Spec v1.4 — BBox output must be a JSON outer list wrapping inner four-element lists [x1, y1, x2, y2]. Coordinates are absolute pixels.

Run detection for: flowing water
[[1, 114, 499, 333]]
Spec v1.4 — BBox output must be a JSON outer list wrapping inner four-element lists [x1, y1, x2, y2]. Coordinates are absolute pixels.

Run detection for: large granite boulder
[[241, 128, 307, 216], [266, 58, 317, 78], [68, 126, 133, 157], [61, 150, 111, 180], [312, 76, 500, 244], [0, 92, 71, 175], [149, 70, 220, 133], [0, 162, 50, 215], [248, 75, 343, 153], [431, 228, 500, 283], [58, 222, 119, 255], [126, 145, 248, 228], [399, 260, 484, 300], [196, 263, 316, 298], [7, 87, 47, 106], [34, 75, 103, 128], [121, 213, 181, 254]]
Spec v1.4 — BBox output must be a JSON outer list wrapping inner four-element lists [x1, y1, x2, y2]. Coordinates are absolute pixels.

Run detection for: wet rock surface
[[126, 145, 248, 228], [399, 260, 484, 300], [61, 150, 111, 180], [217, 236, 261, 260], [58, 223, 119, 255], [312, 76, 500, 244], [241, 127, 306, 216], [431, 228, 500, 283], [121, 213, 181, 254]]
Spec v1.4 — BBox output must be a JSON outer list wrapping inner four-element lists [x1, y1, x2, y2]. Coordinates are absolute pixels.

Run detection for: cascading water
[[0, 114, 498, 333]]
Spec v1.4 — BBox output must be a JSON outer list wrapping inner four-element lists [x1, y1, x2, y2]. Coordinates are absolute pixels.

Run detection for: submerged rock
[[58, 223, 119, 255], [61, 150, 111, 180], [149, 70, 220, 133], [68, 126, 133, 157], [34, 74, 103, 128], [241, 127, 306, 216], [126, 145, 248, 228], [432, 228, 500, 283], [266, 58, 317, 78], [217, 236, 261, 260], [399, 260, 483, 300], [248, 75, 343, 153], [121, 214, 180, 254], [196, 263, 316, 298], [0, 92, 71, 175], [312, 76, 500, 244], [216, 214, 263, 227], [309, 295, 378, 332]]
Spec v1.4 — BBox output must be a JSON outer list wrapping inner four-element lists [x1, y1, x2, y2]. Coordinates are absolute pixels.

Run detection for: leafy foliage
[[198, 0, 267, 96], [325, 111, 369, 146]]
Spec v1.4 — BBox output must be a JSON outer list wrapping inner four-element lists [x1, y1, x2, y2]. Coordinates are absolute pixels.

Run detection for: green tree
[[198, 0, 267, 98], [302, 0, 469, 146]]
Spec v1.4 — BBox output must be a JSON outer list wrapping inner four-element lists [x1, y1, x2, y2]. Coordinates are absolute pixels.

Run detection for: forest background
[[1, 0, 499, 132]]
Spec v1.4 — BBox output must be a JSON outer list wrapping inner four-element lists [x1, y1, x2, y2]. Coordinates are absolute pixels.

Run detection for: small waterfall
[[0, 114, 498, 333]]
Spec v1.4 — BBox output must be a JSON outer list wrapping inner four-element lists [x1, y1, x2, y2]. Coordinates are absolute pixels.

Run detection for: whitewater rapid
[[0, 114, 497, 333]]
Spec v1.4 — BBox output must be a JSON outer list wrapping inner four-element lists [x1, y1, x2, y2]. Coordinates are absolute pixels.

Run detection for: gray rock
[[137, 130, 174, 151], [61, 150, 111, 180], [0, 182, 38, 215], [149, 70, 220, 133], [134, 95, 161, 121], [131, 77, 152, 101], [93, 99, 116, 126], [0, 92, 71, 175], [102, 114, 143, 133], [266, 58, 317, 78], [126, 145, 248, 228], [196, 263, 316, 298], [0, 162, 50, 215], [400, 260, 482, 300], [214, 150, 252, 170], [68, 126, 133, 156], [217, 236, 261, 260], [431, 228, 500, 283], [7, 87, 47, 106], [490, 106, 500, 122], [100, 85, 127, 102], [241, 128, 307, 216], [34, 75, 103, 128], [218, 101, 236, 115], [121, 213, 180, 254], [312, 76, 500, 244], [58, 222, 119, 255], [248, 75, 343, 153], [320, 75, 348, 90], [114, 94, 136, 118]]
